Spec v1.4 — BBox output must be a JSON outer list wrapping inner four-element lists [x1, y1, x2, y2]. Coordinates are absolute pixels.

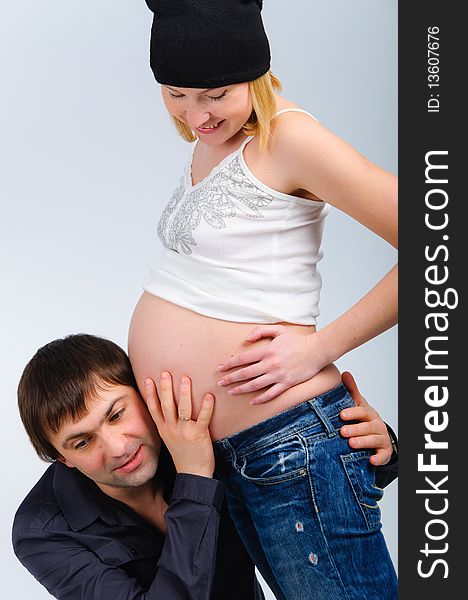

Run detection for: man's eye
[[74, 439, 89, 450], [110, 409, 125, 422], [168, 92, 184, 99]]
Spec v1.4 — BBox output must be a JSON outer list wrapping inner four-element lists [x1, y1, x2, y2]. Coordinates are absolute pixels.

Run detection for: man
[[13, 334, 397, 599]]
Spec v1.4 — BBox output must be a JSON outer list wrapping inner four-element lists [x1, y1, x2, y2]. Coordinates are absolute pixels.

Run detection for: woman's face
[[161, 82, 252, 146]]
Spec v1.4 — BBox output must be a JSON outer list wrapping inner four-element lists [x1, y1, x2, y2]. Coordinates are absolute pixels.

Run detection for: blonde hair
[[170, 71, 282, 152]]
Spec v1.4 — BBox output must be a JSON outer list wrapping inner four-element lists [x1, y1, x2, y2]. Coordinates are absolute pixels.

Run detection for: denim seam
[[309, 401, 337, 437], [297, 432, 319, 515], [232, 409, 348, 459], [303, 437, 351, 600], [237, 429, 329, 460], [214, 398, 353, 454], [237, 433, 309, 485], [221, 439, 239, 470], [239, 459, 307, 485], [340, 454, 381, 532]]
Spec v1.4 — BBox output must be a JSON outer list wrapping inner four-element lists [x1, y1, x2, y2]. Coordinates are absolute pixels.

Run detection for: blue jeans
[[213, 384, 397, 600]]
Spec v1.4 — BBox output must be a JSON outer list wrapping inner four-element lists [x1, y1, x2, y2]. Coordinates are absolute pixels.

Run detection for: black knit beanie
[[144, 0, 271, 88]]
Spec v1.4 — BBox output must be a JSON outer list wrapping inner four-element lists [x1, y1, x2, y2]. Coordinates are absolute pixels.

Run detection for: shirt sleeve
[[374, 423, 398, 489], [155, 474, 225, 598], [13, 474, 224, 600]]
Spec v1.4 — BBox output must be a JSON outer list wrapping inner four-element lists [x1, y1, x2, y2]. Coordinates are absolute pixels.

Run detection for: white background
[[0, 1, 397, 597]]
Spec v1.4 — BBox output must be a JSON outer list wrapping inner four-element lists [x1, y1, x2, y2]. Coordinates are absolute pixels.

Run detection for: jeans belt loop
[[309, 400, 336, 437], [224, 439, 240, 469]]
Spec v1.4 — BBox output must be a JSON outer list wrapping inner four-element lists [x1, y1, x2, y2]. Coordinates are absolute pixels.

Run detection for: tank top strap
[[239, 135, 255, 151], [275, 108, 318, 121], [238, 109, 317, 153]]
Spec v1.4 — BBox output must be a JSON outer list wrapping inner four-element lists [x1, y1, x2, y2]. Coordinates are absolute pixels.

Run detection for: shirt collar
[[53, 462, 124, 531], [52, 447, 176, 531]]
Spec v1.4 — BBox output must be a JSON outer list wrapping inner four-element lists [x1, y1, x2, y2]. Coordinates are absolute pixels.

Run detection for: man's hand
[[142, 373, 215, 478], [339, 371, 393, 466]]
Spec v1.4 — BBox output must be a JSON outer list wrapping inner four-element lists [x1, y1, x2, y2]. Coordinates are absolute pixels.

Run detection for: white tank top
[[143, 109, 330, 325]]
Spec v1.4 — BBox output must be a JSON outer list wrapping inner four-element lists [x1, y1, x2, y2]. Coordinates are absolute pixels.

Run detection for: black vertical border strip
[[399, 3, 463, 598]]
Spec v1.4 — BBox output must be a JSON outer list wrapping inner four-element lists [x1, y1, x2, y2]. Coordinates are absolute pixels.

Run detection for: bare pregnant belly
[[128, 293, 342, 441]]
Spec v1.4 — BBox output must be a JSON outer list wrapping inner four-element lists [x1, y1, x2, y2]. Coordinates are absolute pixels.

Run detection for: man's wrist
[[385, 423, 398, 460], [176, 469, 213, 479], [172, 474, 224, 511]]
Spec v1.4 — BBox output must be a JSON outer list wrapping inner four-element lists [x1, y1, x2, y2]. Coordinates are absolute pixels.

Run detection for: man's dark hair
[[18, 334, 138, 462]]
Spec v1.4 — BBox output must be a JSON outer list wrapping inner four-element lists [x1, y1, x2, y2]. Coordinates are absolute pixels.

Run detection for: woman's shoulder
[[269, 99, 327, 162], [274, 96, 317, 120], [273, 95, 303, 113]]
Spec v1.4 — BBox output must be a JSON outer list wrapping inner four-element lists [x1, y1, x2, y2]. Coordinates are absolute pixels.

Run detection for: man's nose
[[101, 430, 127, 458]]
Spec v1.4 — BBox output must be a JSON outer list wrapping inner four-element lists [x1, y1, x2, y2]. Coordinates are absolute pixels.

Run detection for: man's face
[[50, 382, 161, 495]]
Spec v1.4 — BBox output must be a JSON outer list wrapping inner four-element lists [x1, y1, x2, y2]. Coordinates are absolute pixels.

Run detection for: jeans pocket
[[239, 434, 308, 485], [341, 450, 384, 531]]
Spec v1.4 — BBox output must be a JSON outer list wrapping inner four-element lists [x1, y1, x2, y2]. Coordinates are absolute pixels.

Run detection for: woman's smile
[[194, 120, 225, 135]]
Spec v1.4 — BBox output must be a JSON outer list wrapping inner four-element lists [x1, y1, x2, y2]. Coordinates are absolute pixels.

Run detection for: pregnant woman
[[129, 2, 397, 599]]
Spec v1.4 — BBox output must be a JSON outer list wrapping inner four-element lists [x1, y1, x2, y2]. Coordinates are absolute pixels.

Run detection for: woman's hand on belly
[[127, 293, 341, 440], [216, 324, 331, 404]]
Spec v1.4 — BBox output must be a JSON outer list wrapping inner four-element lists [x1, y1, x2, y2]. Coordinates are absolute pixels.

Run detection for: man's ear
[[57, 456, 75, 469]]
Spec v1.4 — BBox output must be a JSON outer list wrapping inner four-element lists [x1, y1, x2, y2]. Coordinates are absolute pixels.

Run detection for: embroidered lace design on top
[[157, 152, 274, 255]]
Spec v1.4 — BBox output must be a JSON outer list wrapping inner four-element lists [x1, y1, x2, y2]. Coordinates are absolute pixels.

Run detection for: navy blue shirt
[[12, 461, 264, 600], [375, 424, 399, 489]]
